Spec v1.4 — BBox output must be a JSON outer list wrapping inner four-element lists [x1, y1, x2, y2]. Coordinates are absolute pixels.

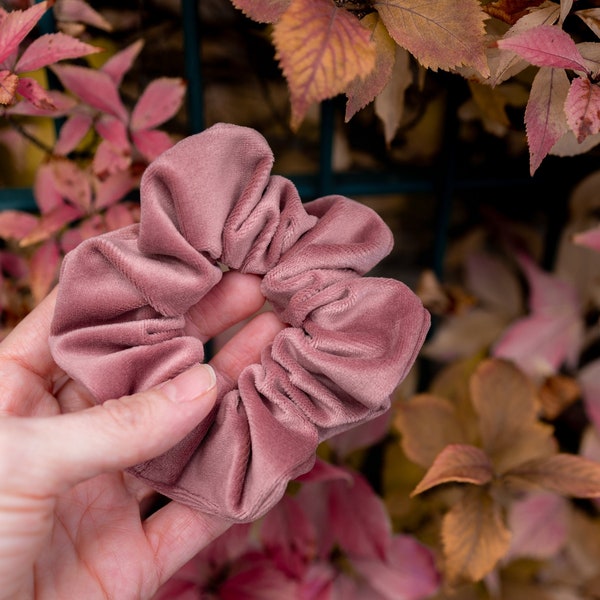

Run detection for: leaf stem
[[4, 115, 54, 155]]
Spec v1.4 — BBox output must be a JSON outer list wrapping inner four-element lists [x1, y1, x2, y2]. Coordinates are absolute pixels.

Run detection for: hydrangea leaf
[[230, 0, 291, 23], [273, 0, 376, 130], [565, 76, 600, 143], [372, 0, 489, 75]]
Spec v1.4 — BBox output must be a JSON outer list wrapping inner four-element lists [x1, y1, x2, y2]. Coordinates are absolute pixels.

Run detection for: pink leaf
[[15, 32, 101, 73], [16, 76, 55, 110], [6, 89, 75, 116], [103, 203, 137, 231], [101, 39, 143, 85], [92, 139, 131, 177], [294, 457, 352, 485], [29, 239, 60, 303], [351, 535, 440, 600], [20, 203, 82, 246], [131, 128, 174, 162], [95, 113, 129, 149], [130, 77, 186, 131], [0, 209, 37, 240], [51, 159, 92, 211], [0, 1, 48, 65], [525, 66, 570, 175], [565, 76, 600, 143], [573, 224, 600, 252], [54, 112, 93, 156], [497, 25, 589, 72], [94, 170, 139, 210], [493, 253, 583, 378], [327, 410, 392, 460], [505, 492, 569, 562], [0, 69, 18, 104], [230, 0, 291, 23], [34, 163, 64, 214], [51, 63, 127, 121], [53, 0, 113, 32]]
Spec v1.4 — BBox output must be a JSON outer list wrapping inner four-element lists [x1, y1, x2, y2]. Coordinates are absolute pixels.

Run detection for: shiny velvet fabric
[[49, 123, 430, 522]]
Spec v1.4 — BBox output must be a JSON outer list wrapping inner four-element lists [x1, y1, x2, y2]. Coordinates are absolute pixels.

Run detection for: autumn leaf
[[575, 8, 600, 39], [29, 239, 60, 304], [130, 77, 186, 132], [395, 394, 467, 468], [0, 210, 37, 241], [497, 25, 589, 72], [565, 77, 600, 144], [505, 454, 600, 497], [0, 1, 48, 65], [524, 65, 570, 174], [273, 0, 376, 130], [101, 39, 144, 86], [483, 0, 546, 25], [0, 70, 19, 104], [15, 77, 54, 110], [231, 0, 291, 23], [372, 0, 489, 75], [345, 12, 396, 123], [53, 0, 113, 32], [441, 486, 512, 582], [411, 444, 494, 497]]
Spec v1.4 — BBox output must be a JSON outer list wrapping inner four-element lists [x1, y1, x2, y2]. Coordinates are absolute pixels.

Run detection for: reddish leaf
[[130, 77, 186, 131], [16, 77, 54, 110], [294, 457, 352, 485], [411, 444, 494, 496], [0, 70, 18, 104], [20, 203, 82, 246], [0, 1, 48, 65], [373, 0, 489, 75], [101, 39, 143, 85], [0, 210, 37, 240], [15, 32, 101, 73], [351, 535, 440, 600], [53, 0, 113, 32], [505, 492, 569, 562], [54, 111, 93, 156], [92, 139, 131, 177], [395, 394, 467, 468], [505, 453, 600, 497], [524, 66, 570, 175], [345, 12, 396, 122], [230, 0, 291, 23], [273, 0, 376, 130], [94, 171, 139, 210], [327, 409, 392, 460], [131, 128, 174, 162], [497, 25, 589, 72], [51, 63, 127, 121], [51, 159, 91, 211], [565, 77, 600, 143], [34, 163, 64, 214], [7, 89, 75, 117], [103, 204, 136, 232], [573, 224, 600, 252], [442, 487, 512, 582], [29, 239, 60, 303]]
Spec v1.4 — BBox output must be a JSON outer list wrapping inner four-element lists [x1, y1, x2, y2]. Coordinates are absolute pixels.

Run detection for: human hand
[[0, 271, 285, 600]]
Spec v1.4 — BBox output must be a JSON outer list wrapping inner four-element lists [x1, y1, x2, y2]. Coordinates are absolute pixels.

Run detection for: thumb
[[3, 364, 217, 496]]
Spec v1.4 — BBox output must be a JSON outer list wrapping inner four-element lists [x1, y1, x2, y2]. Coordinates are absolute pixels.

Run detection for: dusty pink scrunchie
[[49, 123, 430, 522]]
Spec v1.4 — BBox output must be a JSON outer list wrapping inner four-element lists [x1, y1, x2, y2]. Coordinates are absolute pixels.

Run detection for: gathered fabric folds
[[49, 123, 430, 522]]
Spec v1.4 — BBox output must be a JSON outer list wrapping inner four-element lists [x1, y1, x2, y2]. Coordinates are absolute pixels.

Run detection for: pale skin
[[0, 271, 286, 600]]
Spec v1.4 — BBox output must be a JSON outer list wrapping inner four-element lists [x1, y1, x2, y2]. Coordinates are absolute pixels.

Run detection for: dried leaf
[[441, 487, 512, 582], [29, 239, 60, 304], [0, 70, 18, 104], [565, 77, 600, 143], [484, 0, 546, 25], [538, 374, 580, 420], [231, 0, 291, 23], [524, 66, 570, 175], [373, 0, 489, 75], [497, 25, 589, 72], [395, 394, 467, 468], [15, 32, 101, 73], [16, 77, 54, 110], [411, 444, 494, 496], [6, 89, 75, 117], [505, 492, 569, 562], [575, 8, 600, 39], [0, 1, 47, 65], [130, 77, 186, 132], [273, 0, 376, 130], [374, 46, 412, 145], [505, 453, 600, 497], [345, 12, 396, 123]]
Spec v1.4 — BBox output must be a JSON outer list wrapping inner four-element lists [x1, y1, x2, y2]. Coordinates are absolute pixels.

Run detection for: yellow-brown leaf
[[273, 0, 376, 130], [442, 487, 512, 582]]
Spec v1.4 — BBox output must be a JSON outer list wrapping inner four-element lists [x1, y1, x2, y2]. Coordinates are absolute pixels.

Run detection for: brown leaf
[[411, 444, 493, 496], [441, 486, 512, 582], [484, 0, 546, 25], [395, 394, 467, 468], [538, 374, 580, 420], [505, 453, 600, 497], [471, 358, 537, 436]]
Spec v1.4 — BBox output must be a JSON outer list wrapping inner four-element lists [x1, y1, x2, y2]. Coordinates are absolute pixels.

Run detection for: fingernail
[[161, 364, 216, 403]]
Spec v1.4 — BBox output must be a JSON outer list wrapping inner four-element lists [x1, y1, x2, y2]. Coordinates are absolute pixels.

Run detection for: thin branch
[[4, 115, 54, 155]]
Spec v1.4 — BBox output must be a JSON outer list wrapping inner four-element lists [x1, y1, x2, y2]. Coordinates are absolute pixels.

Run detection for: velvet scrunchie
[[49, 123, 430, 522]]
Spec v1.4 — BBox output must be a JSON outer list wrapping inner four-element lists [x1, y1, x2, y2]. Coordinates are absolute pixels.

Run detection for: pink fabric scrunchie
[[49, 123, 430, 522]]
